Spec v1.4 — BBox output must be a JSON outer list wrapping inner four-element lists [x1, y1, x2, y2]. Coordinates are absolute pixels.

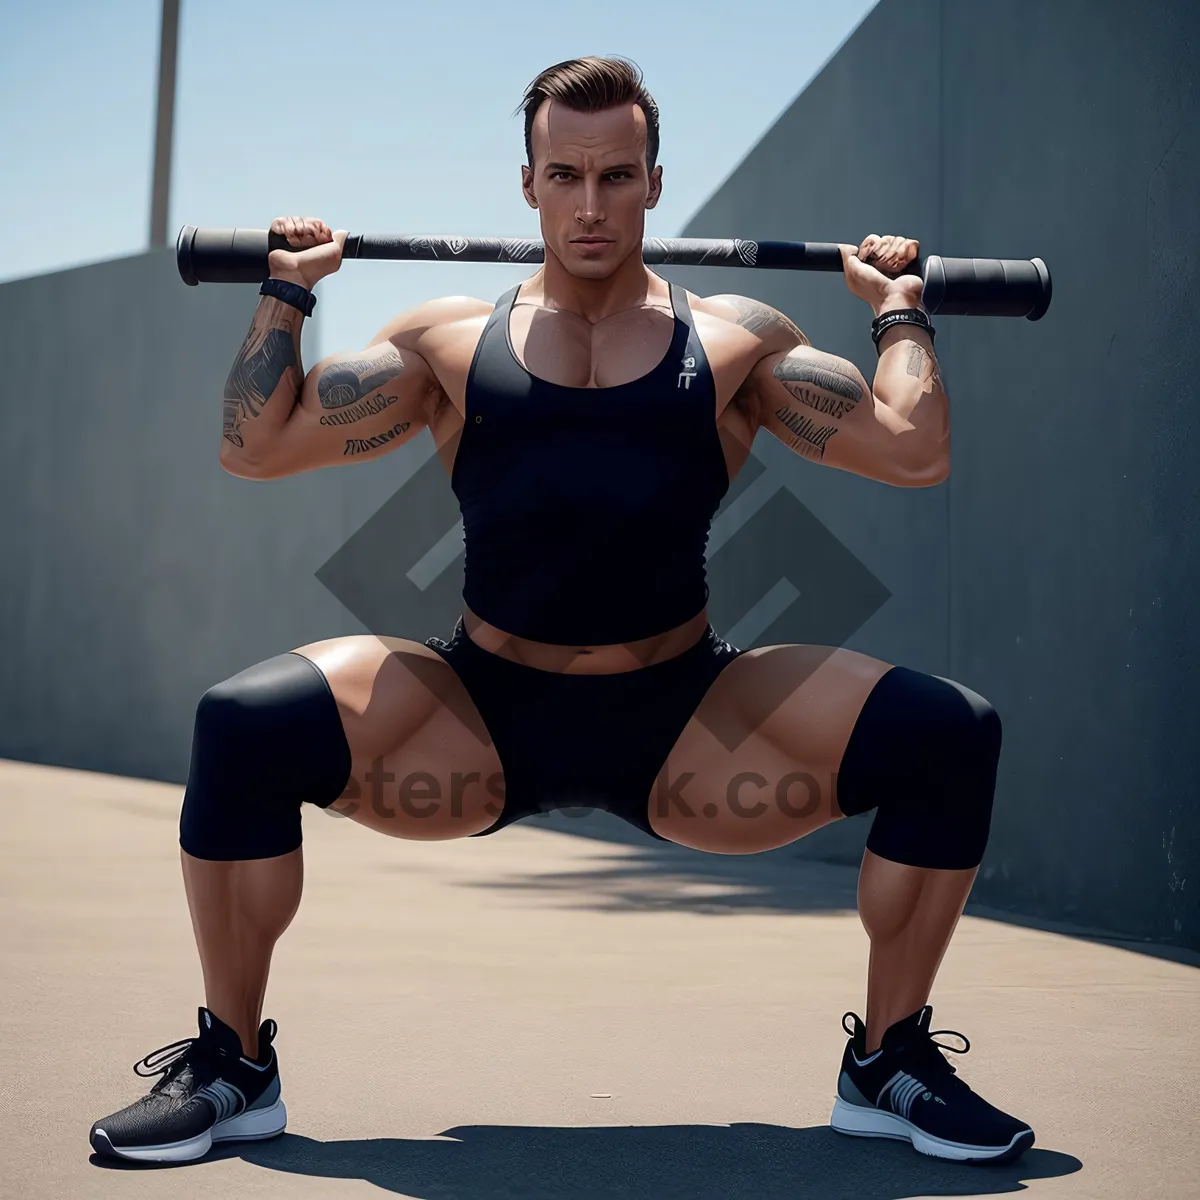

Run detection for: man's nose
[[576, 179, 604, 223]]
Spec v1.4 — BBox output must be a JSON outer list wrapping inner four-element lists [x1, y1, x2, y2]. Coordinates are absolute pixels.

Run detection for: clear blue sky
[[1, 0, 877, 359]]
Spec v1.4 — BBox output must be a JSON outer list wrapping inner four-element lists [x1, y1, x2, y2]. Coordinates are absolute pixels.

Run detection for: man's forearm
[[869, 289, 949, 475], [221, 292, 306, 453]]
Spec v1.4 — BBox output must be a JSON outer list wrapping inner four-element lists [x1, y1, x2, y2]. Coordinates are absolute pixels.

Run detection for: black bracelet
[[871, 307, 935, 352], [260, 277, 316, 316]]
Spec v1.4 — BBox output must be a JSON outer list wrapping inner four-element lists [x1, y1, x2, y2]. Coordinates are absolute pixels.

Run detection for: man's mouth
[[571, 237, 613, 244]]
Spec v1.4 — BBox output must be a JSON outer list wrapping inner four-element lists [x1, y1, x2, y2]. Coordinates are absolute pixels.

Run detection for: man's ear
[[521, 165, 538, 210], [645, 164, 663, 210]]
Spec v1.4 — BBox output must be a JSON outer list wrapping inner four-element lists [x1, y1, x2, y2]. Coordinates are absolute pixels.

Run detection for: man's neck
[[530, 247, 668, 324]]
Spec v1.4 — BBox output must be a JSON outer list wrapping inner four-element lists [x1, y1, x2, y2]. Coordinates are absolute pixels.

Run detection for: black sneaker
[[90, 1007, 286, 1163], [830, 1005, 1035, 1164]]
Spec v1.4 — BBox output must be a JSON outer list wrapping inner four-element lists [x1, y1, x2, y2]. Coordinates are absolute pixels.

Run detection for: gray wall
[[662, 0, 1199, 948], [0, 248, 435, 782]]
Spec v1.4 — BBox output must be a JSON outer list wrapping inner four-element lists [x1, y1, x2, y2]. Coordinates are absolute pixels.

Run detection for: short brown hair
[[518, 56, 660, 171]]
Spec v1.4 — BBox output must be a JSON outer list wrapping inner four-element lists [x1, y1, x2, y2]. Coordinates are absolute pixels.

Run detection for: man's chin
[[557, 242, 628, 277]]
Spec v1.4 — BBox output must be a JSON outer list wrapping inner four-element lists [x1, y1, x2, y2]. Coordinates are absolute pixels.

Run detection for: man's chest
[[502, 302, 759, 400], [421, 298, 760, 431]]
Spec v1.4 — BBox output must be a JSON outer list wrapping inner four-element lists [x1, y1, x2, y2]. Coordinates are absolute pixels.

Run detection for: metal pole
[[149, 0, 181, 248]]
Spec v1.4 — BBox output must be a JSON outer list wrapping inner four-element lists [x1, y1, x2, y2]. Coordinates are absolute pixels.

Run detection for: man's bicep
[[249, 342, 433, 477], [753, 346, 909, 479], [299, 340, 428, 414]]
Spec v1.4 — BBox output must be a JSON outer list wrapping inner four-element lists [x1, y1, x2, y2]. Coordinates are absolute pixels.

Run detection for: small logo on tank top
[[678, 355, 698, 389]]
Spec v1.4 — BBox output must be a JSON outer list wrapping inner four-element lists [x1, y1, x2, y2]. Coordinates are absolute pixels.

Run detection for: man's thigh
[[296, 634, 505, 840], [647, 643, 893, 854]]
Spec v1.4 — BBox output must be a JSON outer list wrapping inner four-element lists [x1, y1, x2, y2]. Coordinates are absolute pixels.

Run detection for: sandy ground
[[1, 757, 1197, 1199]]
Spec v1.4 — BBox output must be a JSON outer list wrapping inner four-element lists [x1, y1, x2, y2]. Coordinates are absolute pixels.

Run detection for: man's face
[[521, 99, 662, 280]]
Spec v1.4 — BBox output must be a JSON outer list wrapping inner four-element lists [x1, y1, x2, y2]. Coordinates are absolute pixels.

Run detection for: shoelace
[[911, 1028, 971, 1081], [132, 1018, 274, 1079], [842, 1012, 972, 1079], [133, 1037, 200, 1079], [133, 1037, 223, 1098]]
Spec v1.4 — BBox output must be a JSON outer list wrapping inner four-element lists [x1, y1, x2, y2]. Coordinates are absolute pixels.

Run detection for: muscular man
[[90, 57, 1032, 1166]]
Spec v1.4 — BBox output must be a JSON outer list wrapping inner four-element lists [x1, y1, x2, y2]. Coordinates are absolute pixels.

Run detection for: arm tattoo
[[223, 400, 244, 447], [721, 295, 811, 345], [768, 349, 866, 460], [222, 323, 299, 447], [905, 342, 944, 389], [317, 345, 406, 409], [318, 393, 398, 427], [343, 421, 411, 456], [772, 405, 839, 461], [773, 348, 865, 404]]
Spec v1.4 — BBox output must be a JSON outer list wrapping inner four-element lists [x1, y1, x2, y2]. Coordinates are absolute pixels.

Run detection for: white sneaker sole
[[92, 1097, 287, 1163], [830, 1096, 1034, 1163]]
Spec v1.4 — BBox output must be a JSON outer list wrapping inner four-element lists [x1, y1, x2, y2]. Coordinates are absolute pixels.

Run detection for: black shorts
[[424, 618, 746, 840]]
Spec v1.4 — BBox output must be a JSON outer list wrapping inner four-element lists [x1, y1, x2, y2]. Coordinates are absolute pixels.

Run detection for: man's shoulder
[[399, 294, 496, 330], [371, 295, 494, 355], [692, 293, 810, 349]]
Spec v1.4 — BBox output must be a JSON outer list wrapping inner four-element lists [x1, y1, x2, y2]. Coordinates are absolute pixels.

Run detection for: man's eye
[[604, 173, 631, 180], [551, 172, 573, 180]]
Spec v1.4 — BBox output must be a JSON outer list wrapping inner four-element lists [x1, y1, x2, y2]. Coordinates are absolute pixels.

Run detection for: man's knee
[[835, 666, 1002, 870], [179, 652, 352, 861]]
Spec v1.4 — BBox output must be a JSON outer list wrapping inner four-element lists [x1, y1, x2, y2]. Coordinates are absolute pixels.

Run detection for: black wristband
[[260, 277, 316, 316], [871, 307, 935, 352]]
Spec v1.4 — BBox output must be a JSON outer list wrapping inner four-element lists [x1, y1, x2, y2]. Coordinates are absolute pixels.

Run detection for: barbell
[[175, 225, 1052, 320]]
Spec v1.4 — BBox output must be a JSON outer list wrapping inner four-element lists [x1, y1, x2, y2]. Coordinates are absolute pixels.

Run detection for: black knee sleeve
[[179, 652, 352, 861], [835, 666, 1002, 870]]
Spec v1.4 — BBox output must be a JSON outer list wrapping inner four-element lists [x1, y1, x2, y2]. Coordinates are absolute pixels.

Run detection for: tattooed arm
[[219, 293, 306, 462], [218, 296, 484, 480], [708, 294, 949, 487]]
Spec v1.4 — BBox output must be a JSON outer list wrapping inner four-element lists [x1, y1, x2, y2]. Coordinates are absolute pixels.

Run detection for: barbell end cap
[[920, 255, 946, 315], [176, 225, 199, 286], [1026, 257, 1052, 321]]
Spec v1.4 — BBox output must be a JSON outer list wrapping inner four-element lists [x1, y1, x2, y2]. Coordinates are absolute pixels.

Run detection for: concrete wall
[[662, 0, 1199, 948], [0, 248, 434, 782]]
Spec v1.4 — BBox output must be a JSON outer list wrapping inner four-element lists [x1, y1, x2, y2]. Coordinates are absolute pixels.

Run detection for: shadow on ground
[[436, 808, 863, 916], [429, 809, 1200, 968], [91, 1122, 1081, 1198]]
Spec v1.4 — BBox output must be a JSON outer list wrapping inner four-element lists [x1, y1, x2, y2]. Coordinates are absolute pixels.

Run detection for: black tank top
[[451, 281, 730, 645]]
